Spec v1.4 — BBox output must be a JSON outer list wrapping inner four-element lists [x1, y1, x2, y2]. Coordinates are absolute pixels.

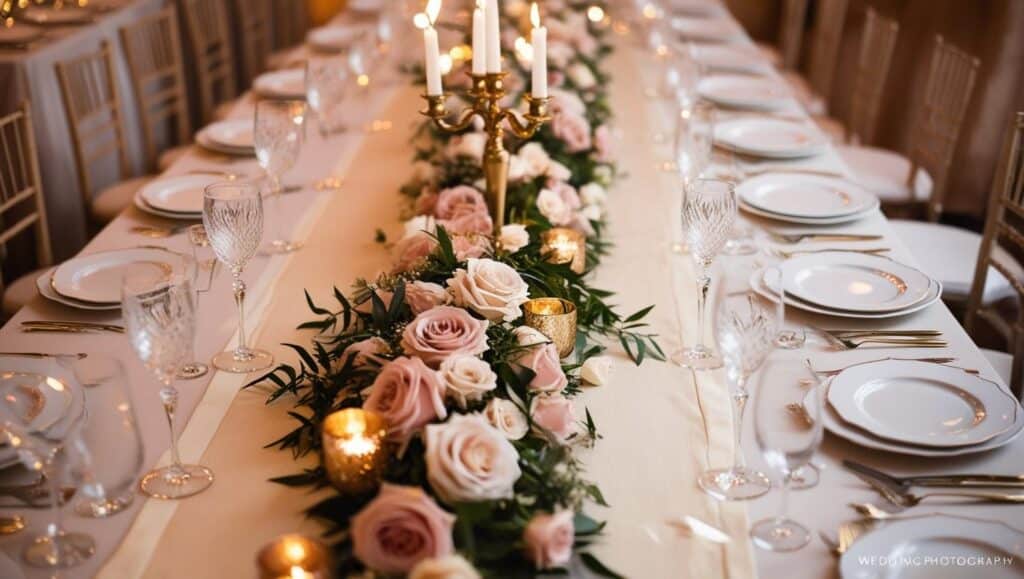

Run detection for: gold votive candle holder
[[257, 533, 330, 579], [523, 298, 578, 358], [540, 227, 586, 274], [322, 408, 389, 495]]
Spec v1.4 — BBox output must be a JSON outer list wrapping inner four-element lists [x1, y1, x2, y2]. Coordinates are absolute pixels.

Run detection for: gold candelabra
[[422, 72, 550, 230]]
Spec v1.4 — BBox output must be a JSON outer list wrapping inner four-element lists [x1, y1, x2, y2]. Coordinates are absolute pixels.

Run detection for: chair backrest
[[806, 0, 849, 102], [271, 0, 310, 50], [908, 36, 980, 221], [964, 111, 1024, 396], [119, 5, 191, 173], [845, 7, 899, 146], [232, 0, 273, 88], [180, 0, 239, 124], [779, 0, 809, 70], [0, 103, 53, 293], [55, 40, 132, 208]]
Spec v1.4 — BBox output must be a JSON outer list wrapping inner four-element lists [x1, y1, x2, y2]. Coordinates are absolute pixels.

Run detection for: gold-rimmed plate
[[50, 247, 187, 305], [781, 252, 933, 314]]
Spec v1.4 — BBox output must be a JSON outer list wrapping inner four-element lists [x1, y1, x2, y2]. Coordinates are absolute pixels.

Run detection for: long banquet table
[[0, 3, 1020, 578]]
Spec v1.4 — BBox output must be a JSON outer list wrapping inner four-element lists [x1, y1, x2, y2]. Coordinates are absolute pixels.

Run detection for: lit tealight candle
[[322, 409, 389, 495], [257, 534, 330, 579], [523, 298, 578, 358], [540, 227, 586, 274]]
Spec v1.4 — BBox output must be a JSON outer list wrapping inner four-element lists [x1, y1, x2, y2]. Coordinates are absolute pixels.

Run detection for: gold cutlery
[[769, 247, 891, 259], [21, 321, 124, 334], [186, 169, 247, 180], [826, 336, 948, 350], [809, 357, 957, 376], [131, 225, 192, 238], [853, 471, 1024, 509], [0, 515, 25, 535], [768, 232, 884, 244], [844, 460, 1024, 490], [0, 352, 88, 360], [849, 502, 894, 520], [786, 403, 814, 427], [820, 520, 872, 556], [825, 329, 943, 338], [667, 516, 732, 544], [742, 166, 847, 178]]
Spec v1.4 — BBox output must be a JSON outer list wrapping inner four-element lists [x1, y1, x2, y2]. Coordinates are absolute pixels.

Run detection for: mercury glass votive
[[523, 298, 578, 358], [540, 227, 586, 274], [257, 533, 330, 579], [321, 408, 389, 495]]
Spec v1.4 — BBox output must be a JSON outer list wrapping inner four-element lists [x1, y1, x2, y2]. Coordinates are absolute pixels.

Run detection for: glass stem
[[270, 174, 284, 244], [695, 270, 711, 350], [776, 472, 792, 523], [45, 463, 63, 541], [160, 385, 184, 474], [730, 375, 749, 469], [232, 267, 248, 358]]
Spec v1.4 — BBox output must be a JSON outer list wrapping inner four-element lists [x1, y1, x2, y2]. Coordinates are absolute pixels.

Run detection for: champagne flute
[[203, 182, 274, 374], [673, 179, 737, 370], [306, 54, 352, 138], [0, 372, 92, 567], [751, 356, 824, 551], [698, 292, 775, 500], [123, 261, 214, 499], [254, 99, 306, 254], [671, 101, 714, 255]]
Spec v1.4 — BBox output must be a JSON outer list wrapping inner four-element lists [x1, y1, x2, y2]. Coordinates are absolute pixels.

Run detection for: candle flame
[[425, 0, 441, 26], [284, 541, 307, 562], [413, 12, 429, 29], [531, 2, 541, 28]]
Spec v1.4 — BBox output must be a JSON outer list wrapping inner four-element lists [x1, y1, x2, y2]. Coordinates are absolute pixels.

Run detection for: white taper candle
[[472, 5, 486, 75], [485, 0, 501, 73], [531, 3, 547, 98]]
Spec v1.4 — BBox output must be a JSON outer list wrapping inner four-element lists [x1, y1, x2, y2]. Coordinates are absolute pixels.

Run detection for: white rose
[[579, 183, 607, 206], [403, 215, 438, 239], [498, 224, 530, 253], [581, 204, 603, 221], [568, 63, 597, 90], [513, 326, 550, 347], [594, 165, 613, 185], [484, 398, 529, 440], [447, 258, 530, 322], [438, 354, 498, 409], [405, 281, 450, 314], [580, 356, 614, 386], [508, 154, 529, 182], [548, 42, 575, 68], [518, 142, 551, 179], [412, 160, 436, 184], [410, 555, 481, 579], [449, 132, 487, 161], [546, 160, 572, 182], [549, 88, 587, 117], [425, 414, 521, 503], [537, 188, 573, 226], [333, 337, 390, 373]]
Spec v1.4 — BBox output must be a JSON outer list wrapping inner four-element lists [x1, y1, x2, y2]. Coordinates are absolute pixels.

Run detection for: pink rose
[[393, 232, 439, 273], [364, 357, 447, 444], [401, 306, 490, 368], [551, 111, 592, 153], [536, 188, 573, 226], [452, 234, 491, 261], [546, 180, 581, 211], [406, 281, 449, 315], [516, 343, 568, 393], [351, 484, 456, 574], [444, 211, 493, 235], [548, 70, 566, 89], [425, 414, 521, 503], [594, 125, 613, 163], [447, 258, 530, 322], [333, 337, 390, 372], [523, 509, 575, 569], [435, 186, 488, 220], [530, 394, 577, 443], [548, 88, 587, 118]]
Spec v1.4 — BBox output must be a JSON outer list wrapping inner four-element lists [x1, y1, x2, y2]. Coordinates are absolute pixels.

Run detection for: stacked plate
[[20, 5, 93, 25], [307, 25, 362, 53], [805, 359, 1024, 457], [135, 174, 218, 220], [750, 253, 942, 320], [736, 174, 879, 224], [671, 16, 744, 42], [715, 119, 827, 159], [671, 1, 727, 18], [698, 76, 792, 111], [36, 247, 190, 310], [0, 23, 42, 46], [690, 44, 772, 76], [253, 69, 306, 100], [196, 120, 255, 156]]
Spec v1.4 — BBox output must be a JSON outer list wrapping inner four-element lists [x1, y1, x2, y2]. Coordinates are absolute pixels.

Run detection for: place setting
[[195, 119, 256, 157], [670, 15, 745, 43], [253, 68, 307, 100], [689, 43, 773, 76], [736, 173, 879, 225]]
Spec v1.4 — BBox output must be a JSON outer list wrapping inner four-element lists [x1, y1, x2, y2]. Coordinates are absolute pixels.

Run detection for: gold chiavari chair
[[120, 5, 192, 173], [55, 40, 153, 225], [755, 0, 808, 70], [271, 0, 310, 50], [965, 112, 1024, 394], [180, 0, 239, 124], [784, 0, 850, 119], [844, 7, 900, 146], [0, 103, 53, 319], [232, 0, 274, 88]]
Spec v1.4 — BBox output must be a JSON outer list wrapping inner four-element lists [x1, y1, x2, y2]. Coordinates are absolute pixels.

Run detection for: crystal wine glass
[[762, 265, 807, 349], [178, 234, 209, 380], [698, 292, 776, 500], [0, 372, 92, 567], [671, 101, 715, 255], [255, 99, 306, 253], [306, 54, 352, 138], [203, 182, 274, 373], [673, 179, 737, 370], [751, 356, 824, 551], [123, 263, 214, 499], [65, 355, 144, 517]]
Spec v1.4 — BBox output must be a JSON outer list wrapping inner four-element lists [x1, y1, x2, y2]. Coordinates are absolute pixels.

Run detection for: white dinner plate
[[196, 120, 254, 156], [349, 0, 384, 13], [138, 174, 219, 215], [738, 198, 878, 225], [20, 6, 93, 25], [307, 25, 362, 53], [829, 360, 1020, 447], [690, 44, 772, 75], [750, 267, 942, 320], [805, 377, 1024, 457], [782, 253, 933, 313], [840, 514, 1024, 579], [671, 1, 727, 18], [714, 118, 827, 158], [133, 192, 203, 221], [737, 174, 878, 219], [35, 268, 119, 311], [51, 247, 187, 305], [698, 76, 792, 111], [671, 17, 743, 42], [0, 372, 74, 434], [253, 69, 306, 100], [0, 24, 42, 45]]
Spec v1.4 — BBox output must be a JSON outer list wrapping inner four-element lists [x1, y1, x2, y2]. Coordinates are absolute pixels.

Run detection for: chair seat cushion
[[890, 219, 1024, 303], [2, 267, 47, 318], [754, 42, 782, 68], [781, 71, 826, 116], [89, 176, 154, 224], [157, 144, 193, 172], [981, 348, 1013, 387], [837, 145, 934, 203], [813, 115, 845, 143]]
